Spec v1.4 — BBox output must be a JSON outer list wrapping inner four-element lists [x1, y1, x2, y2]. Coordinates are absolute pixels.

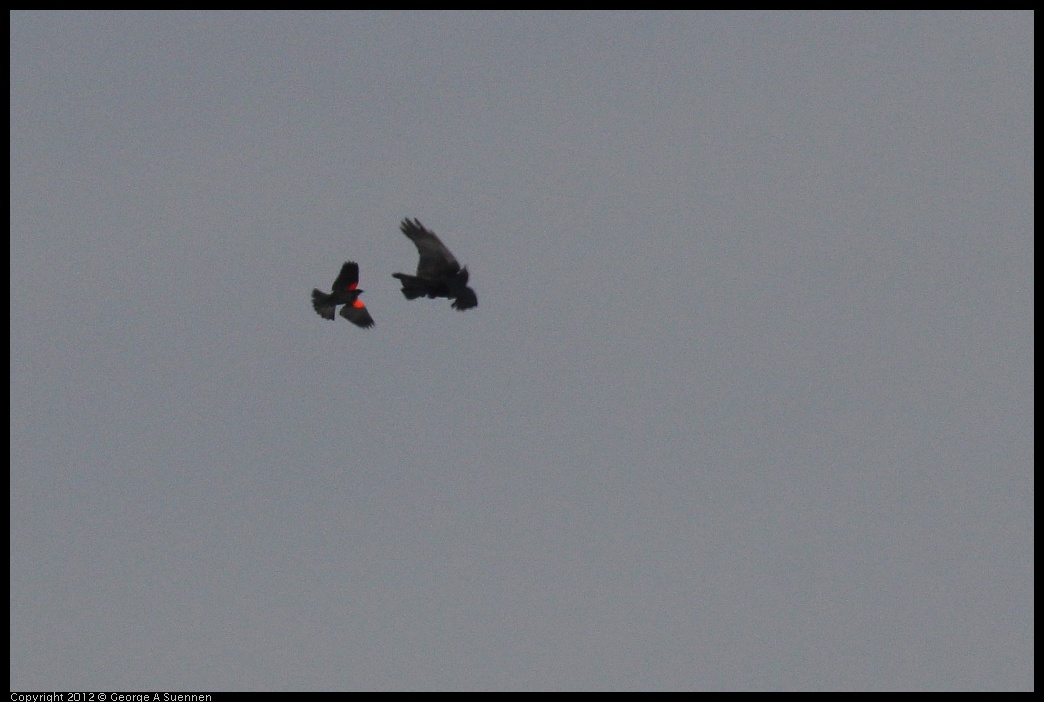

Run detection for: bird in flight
[[392, 218, 478, 311], [311, 261, 375, 328]]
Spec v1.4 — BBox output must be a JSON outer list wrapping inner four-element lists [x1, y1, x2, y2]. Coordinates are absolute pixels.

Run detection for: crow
[[311, 261, 375, 328], [392, 218, 477, 311]]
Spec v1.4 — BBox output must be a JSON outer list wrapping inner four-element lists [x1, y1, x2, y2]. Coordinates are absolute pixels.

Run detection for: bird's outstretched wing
[[400, 218, 462, 279], [330, 261, 361, 292], [340, 299, 375, 328]]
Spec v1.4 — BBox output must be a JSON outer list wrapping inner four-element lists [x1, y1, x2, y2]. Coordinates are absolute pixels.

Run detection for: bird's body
[[392, 218, 478, 311], [312, 261, 375, 328]]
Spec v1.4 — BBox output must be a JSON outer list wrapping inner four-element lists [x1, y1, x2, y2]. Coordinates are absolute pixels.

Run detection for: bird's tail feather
[[392, 273, 424, 300], [312, 289, 336, 319]]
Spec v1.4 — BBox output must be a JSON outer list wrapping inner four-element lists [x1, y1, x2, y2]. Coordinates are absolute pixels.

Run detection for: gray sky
[[10, 11, 1033, 691]]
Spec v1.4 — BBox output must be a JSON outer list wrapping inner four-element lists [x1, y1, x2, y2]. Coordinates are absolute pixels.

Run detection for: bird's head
[[457, 267, 470, 285]]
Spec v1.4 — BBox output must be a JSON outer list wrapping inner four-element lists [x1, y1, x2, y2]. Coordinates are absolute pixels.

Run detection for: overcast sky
[[10, 11, 1033, 691]]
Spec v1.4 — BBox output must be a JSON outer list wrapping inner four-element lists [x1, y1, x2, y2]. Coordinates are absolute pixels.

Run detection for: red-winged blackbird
[[392, 218, 478, 311], [311, 261, 375, 328]]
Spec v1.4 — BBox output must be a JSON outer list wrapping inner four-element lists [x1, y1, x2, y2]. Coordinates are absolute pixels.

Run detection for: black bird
[[392, 218, 477, 311], [311, 261, 375, 328]]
